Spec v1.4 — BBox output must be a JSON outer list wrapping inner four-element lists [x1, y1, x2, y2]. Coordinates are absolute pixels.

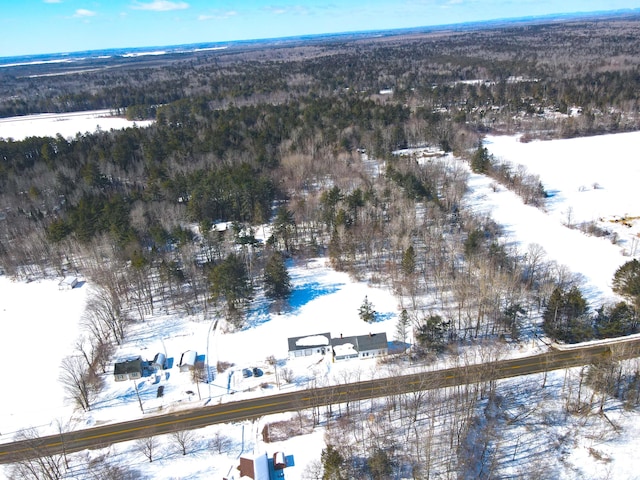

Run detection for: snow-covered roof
[[287, 332, 331, 352], [333, 343, 358, 357], [295, 335, 330, 347], [180, 350, 197, 366]]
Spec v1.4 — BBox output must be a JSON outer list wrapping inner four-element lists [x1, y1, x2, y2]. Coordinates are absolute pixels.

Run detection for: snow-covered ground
[[0, 278, 88, 435], [483, 132, 640, 304], [0, 109, 154, 141], [1, 124, 640, 478]]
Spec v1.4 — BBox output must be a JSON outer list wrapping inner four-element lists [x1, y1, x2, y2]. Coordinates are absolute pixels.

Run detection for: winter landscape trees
[[2, 11, 640, 479]]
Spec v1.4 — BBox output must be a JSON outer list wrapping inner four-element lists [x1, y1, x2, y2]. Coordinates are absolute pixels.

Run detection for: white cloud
[[73, 8, 96, 17], [198, 10, 237, 21], [43, 0, 62, 3], [264, 6, 287, 15], [131, 0, 189, 11]]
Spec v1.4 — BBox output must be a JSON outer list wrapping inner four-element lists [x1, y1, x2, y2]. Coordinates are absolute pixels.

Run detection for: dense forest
[[2, 15, 640, 335], [3, 13, 640, 479]]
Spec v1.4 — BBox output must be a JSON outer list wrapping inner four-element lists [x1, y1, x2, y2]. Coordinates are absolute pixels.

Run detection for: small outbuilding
[[237, 451, 295, 480], [58, 276, 78, 290], [151, 352, 166, 370], [179, 350, 197, 372]]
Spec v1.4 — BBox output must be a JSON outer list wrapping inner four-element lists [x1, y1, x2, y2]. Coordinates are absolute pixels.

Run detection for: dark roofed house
[[287, 333, 331, 359], [331, 335, 360, 361], [114, 357, 143, 382], [332, 332, 388, 361]]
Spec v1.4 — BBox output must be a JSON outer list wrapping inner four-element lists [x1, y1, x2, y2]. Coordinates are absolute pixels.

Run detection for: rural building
[[151, 352, 166, 370], [58, 276, 78, 290], [331, 332, 388, 361], [287, 332, 389, 361], [179, 350, 197, 372], [113, 357, 143, 381], [237, 451, 295, 479], [287, 333, 331, 359]]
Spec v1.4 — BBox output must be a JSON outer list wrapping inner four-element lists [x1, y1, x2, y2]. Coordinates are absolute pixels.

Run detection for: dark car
[[242, 368, 253, 378]]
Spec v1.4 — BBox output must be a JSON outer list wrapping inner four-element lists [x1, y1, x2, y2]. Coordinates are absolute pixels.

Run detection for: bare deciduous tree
[[9, 427, 66, 480], [136, 436, 158, 463], [209, 430, 233, 454], [171, 429, 196, 456], [59, 355, 100, 411]]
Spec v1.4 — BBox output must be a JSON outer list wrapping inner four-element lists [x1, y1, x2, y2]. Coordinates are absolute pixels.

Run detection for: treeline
[[1, 14, 639, 344], [2, 16, 640, 135]]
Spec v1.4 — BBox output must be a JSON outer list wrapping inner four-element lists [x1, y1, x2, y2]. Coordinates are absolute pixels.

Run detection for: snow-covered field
[[1, 121, 640, 478], [0, 110, 153, 141], [483, 132, 640, 304]]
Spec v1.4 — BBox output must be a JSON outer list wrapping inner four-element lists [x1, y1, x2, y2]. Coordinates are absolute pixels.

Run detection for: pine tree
[[209, 253, 253, 312], [401, 245, 416, 276], [321, 445, 345, 480], [358, 295, 376, 323], [613, 259, 640, 312], [542, 285, 590, 342], [395, 308, 410, 344], [264, 252, 292, 300], [470, 144, 491, 173]]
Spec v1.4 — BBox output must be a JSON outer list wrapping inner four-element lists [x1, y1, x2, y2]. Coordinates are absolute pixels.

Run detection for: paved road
[[1, 339, 639, 464]]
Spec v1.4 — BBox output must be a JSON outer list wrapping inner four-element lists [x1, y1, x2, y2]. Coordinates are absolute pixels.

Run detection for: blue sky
[[1, 0, 639, 58]]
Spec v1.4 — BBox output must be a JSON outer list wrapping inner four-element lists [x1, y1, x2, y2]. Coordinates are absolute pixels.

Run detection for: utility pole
[[207, 317, 218, 400], [133, 380, 144, 414]]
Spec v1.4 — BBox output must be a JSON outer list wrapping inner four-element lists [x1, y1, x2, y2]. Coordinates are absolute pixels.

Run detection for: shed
[[179, 350, 197, 372], [58, 276, 78, 290], [238, 453, 269, 480], [152, 352, 166, 370], [273, 452, 286, 470]]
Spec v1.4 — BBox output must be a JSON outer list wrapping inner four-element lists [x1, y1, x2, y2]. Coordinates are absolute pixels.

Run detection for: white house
[[331, 332, 388, 361], [287, 333, 331, 359]]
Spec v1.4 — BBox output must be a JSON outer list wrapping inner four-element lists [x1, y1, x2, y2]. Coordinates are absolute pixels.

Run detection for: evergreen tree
[[209, 253, 253, 315], [401, 245, 416, 276], [358, 295, 377, 323], [272, 207, 296, 252], [470, 144, 492, 173], [415, 314, 449, 352], [395, 308, 410, 344], [264, 252, 292, 301], [543, 286, 591, 343], [595, 302, 637, 338], [367, 448, 393, 480], [321, 445, 345, 480], [612, 259, 640, 312]]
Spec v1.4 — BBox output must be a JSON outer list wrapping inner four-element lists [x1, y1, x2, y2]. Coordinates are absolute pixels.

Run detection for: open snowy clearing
[[0, 110, 154, 141], [1, 130, 640, 478]]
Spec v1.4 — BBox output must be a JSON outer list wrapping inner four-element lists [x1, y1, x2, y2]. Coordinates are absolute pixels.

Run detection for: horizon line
[[1, 7, 638, 62]]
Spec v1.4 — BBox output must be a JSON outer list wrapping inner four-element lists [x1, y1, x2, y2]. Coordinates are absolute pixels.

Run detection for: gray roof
[[114, 357, 142, 375], [331, 332, 388, 352], [287, 332, 331, 352]]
